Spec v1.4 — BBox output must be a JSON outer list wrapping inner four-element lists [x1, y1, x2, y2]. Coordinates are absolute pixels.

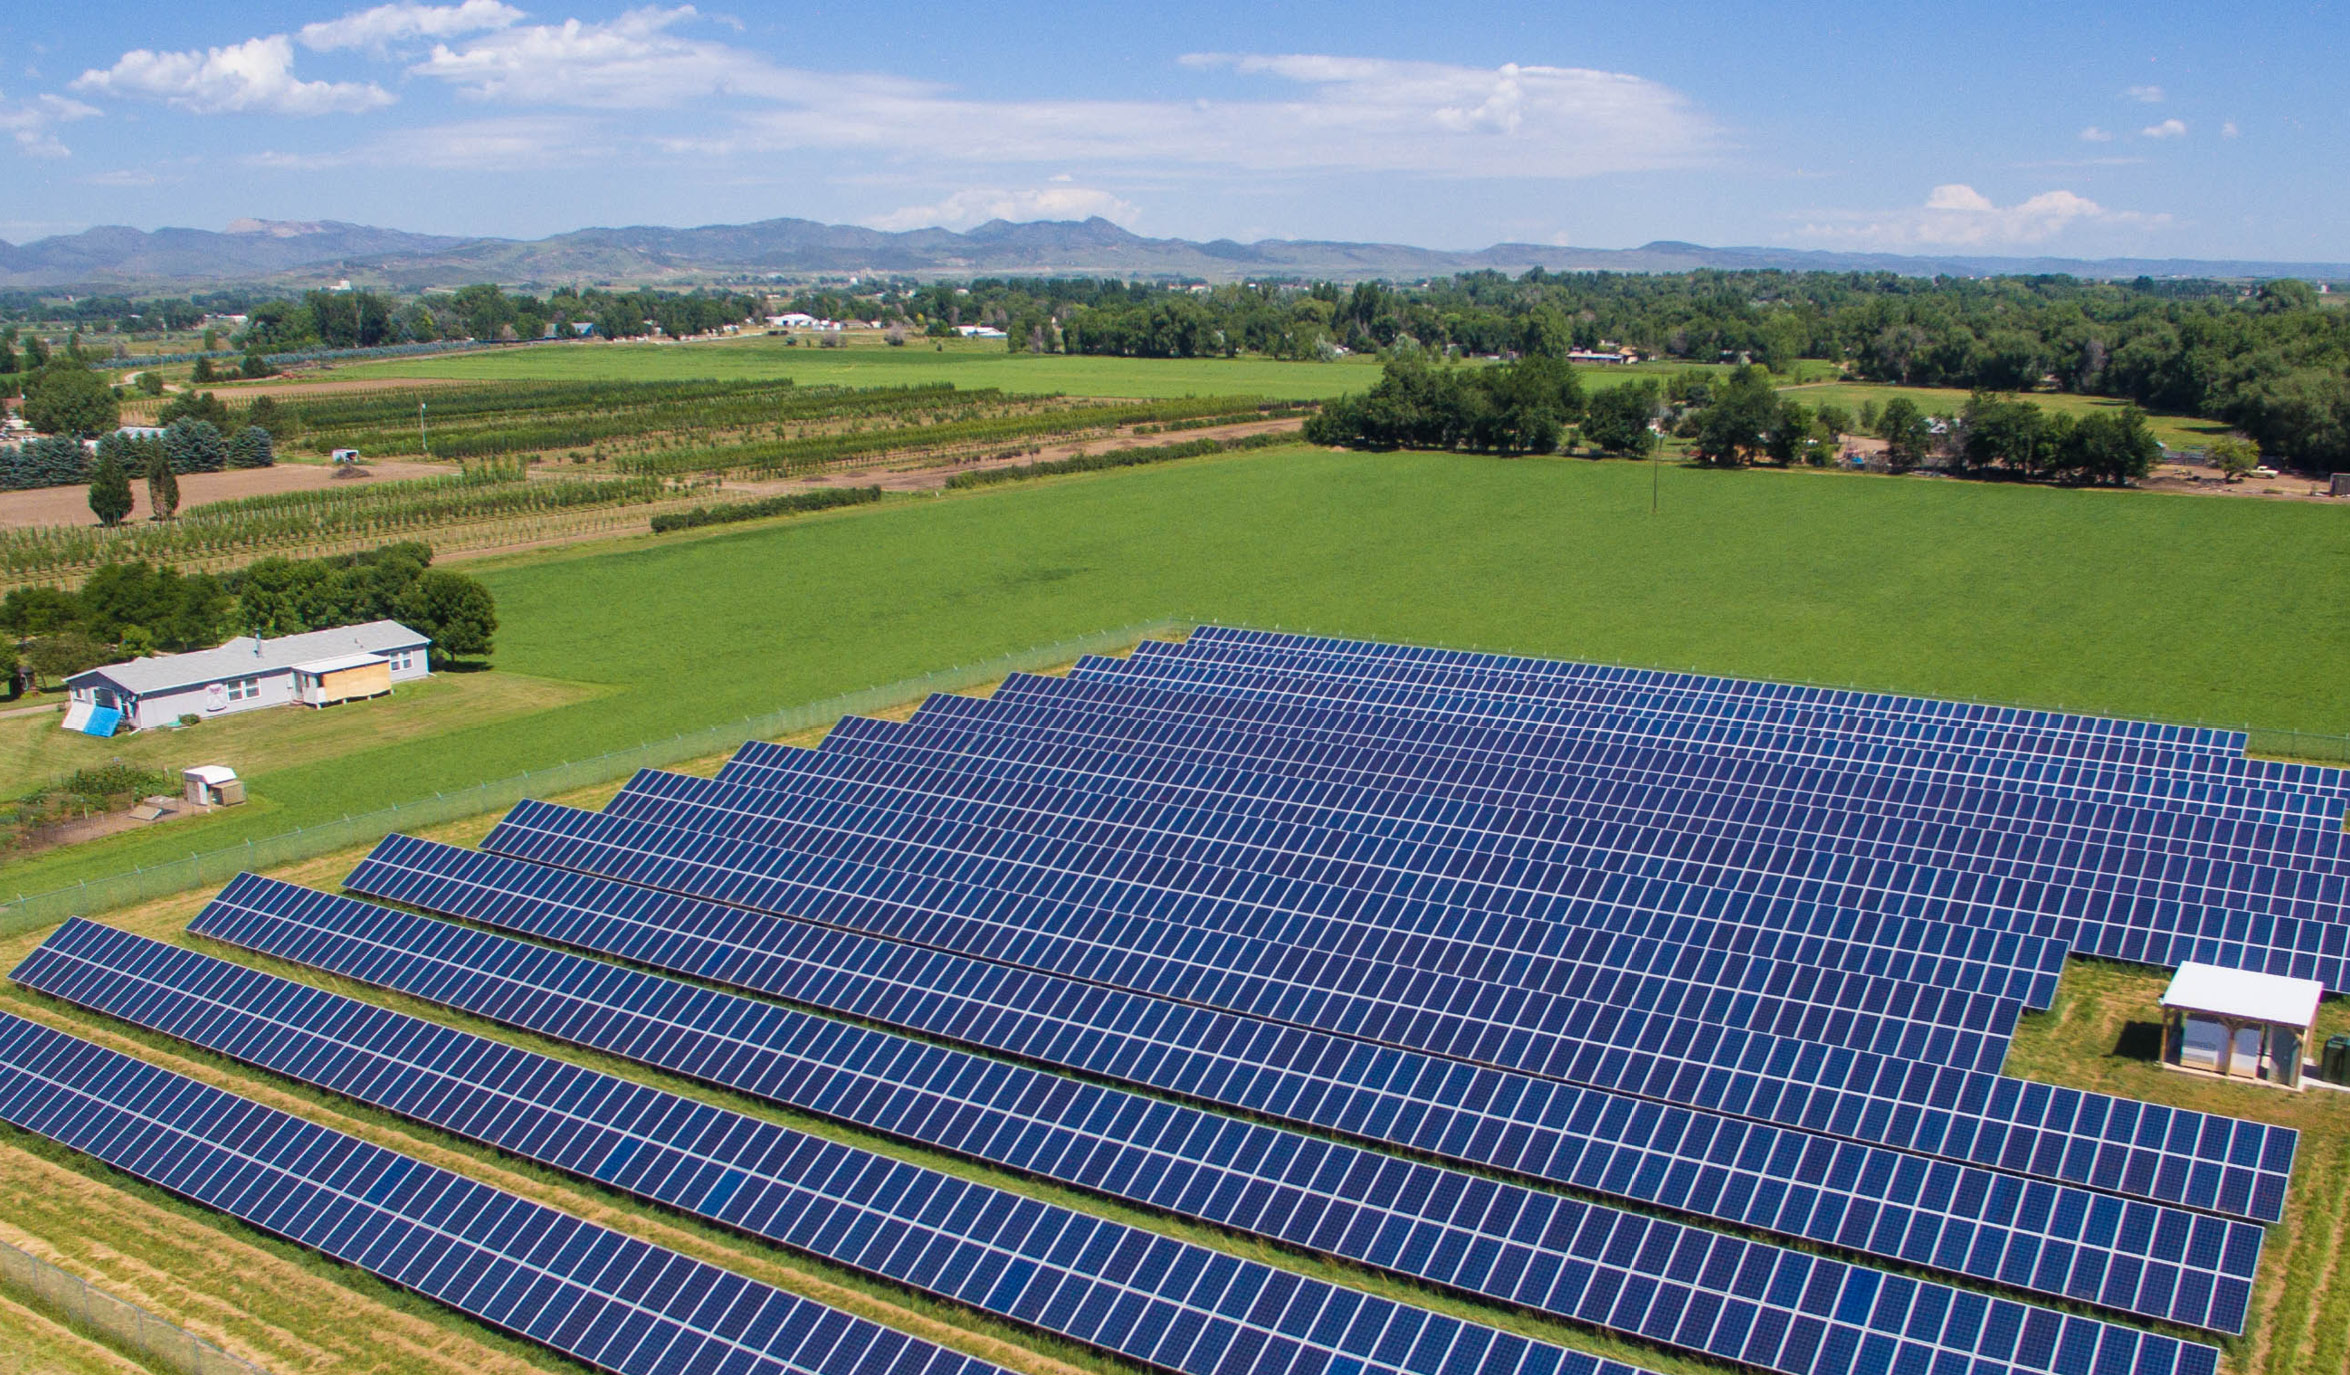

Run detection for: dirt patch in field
[[2138, 463, 2344, 503], [0, 461, 456, 529]]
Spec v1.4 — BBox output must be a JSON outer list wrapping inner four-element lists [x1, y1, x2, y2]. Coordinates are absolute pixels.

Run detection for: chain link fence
[[0, 619, 1186, 940], [0, 1238, 267, 1375]]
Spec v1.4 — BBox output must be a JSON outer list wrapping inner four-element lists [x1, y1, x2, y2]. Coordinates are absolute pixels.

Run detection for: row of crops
[[284, 382, 1303, 471], [293, 380, 1012, 462], [0, 465, 673, 579], [614, 396, 1309, 478]]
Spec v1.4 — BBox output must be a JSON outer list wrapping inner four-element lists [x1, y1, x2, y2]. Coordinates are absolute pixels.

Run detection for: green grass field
[[6, 442, 2349, 896], [336, 334, 1714, 400]]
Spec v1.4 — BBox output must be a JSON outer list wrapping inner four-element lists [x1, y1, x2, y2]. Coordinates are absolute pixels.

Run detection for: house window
[[224, 677, 261, 702], [389, 650, 415, 671]]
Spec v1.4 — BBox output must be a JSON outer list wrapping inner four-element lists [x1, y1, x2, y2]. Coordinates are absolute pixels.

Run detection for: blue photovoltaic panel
[[173, 877, 2250, 1360], [17, 918, 1672, 1375], [477, 795, 2296, 1224], [870, 671, 2350, 992], [330, 835, 2272, 1332], [601, 763, 2023, 1080], [972, 662, 2350, 963], [729, 713, 2074, 1013], [1068, 646, 2350, 893], [1159, 628, 2296, 784], [0, 1008, 1009, 1375], [1177, 627, 2342, 806]]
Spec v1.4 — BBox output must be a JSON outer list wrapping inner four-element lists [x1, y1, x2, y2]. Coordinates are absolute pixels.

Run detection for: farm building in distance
[[63, 619, 431, 734]]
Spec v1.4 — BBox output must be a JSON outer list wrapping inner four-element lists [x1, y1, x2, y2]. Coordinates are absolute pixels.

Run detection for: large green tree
[[1878, 397, 1934, 472], [398, 570, 498, 662], [1691, 367, 1781, 467], [21, 361, 119, 438], [1583, 379, 1662, 456]]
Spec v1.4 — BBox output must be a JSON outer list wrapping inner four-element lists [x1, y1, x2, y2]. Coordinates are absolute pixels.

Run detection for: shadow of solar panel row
[[181, 875, 2256, 1356], [788, 710, 2085, 1006], [477, 795, 2292, 1225], [1176, 628, 2334, 800], [917, 674, 2350, 990], [0, 1010, 1009, 1375], [604, 764, 2022, 1082], [1079, 647, 2337, 825], [20, 920, 1667, 1375], [335, 835, 2273, 1326]]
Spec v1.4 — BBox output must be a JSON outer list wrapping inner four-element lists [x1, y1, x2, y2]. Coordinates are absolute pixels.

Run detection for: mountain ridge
[[1, 215, 2342, 290]]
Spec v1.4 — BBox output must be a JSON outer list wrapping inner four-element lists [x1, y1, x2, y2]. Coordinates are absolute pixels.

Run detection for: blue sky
[[0, 1, 2340, 259]]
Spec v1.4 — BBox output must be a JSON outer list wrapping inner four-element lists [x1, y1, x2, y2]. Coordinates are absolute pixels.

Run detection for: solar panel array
[[15, 917, 1658, 1375], [0, 1009, 1008, 1375], [6, 626, 2329, 1375], [332, 836, 2263, 1335]]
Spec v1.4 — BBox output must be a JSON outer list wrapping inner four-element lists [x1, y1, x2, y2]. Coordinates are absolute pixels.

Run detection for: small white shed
[[2159, 962, 2324, 1088]]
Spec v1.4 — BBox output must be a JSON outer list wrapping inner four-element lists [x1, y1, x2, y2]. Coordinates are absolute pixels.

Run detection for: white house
[[955, 325, 1009, 339], [63, 620, 432, 734]]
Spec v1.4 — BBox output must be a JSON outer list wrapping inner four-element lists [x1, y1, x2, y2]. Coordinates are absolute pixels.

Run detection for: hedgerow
[[943, 429, 1300, 489], [649, 485, 882, 533]]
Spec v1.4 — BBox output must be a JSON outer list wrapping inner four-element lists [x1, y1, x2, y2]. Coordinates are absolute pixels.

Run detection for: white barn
[[64, 620, 432, 733]]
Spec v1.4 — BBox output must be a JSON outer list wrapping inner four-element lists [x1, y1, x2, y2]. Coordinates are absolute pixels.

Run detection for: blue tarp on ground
[[76, 706, 121, 738]]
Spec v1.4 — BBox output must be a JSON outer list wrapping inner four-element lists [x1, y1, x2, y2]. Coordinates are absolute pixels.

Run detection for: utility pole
[[1651, 433, 1660, 514], [419, 401, 430, 460]]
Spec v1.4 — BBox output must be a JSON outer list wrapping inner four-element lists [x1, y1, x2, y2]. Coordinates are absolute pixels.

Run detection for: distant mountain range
[[3, 216, 2344, 291]]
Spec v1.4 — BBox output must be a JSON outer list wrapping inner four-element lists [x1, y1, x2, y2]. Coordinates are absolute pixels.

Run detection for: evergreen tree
[[145, 444, 180, 520], [227, 425, 275, 469], [190, 355, 217, 384], [88, 448, 133, 527]]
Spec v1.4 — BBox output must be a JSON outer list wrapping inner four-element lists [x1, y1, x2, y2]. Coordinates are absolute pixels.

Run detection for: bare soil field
[[0, 460, 455, 530]]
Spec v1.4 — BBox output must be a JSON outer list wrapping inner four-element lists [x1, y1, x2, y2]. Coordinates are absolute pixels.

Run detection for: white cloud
[[870, 186, 1143, 231], [2078, 125, 2113, 143], [2222, 121, 2240, 138], [0, 91, 99, 158], [411, 6, 810, 107], [75, 35, 393, 115], [2124, 84, 2165, 103], [2141, 118, 2187, 139], [680, 51, 1719, 179], [1797, 184, 2166, 248], [300, 1, 525, 53]]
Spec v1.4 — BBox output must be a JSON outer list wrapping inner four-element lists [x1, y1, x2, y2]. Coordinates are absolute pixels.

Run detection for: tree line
[[785, 271, 2350, 469], [0, 542, 496, 691], [1309, 358, 2164, 486]]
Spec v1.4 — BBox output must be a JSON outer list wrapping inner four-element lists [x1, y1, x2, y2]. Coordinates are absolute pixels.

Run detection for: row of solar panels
[[2, 886, 2232, 1375], [942, 642, 2350, 987], [1, 627, 2322, 1375]]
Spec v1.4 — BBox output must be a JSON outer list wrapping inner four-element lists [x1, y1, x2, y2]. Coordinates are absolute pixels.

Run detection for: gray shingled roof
[[68, 620, 429, 697]]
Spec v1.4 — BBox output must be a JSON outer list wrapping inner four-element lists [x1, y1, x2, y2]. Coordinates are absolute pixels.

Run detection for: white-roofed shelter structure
[[2159, 961, 2325, 1088], [64, 620, 431, 733]]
